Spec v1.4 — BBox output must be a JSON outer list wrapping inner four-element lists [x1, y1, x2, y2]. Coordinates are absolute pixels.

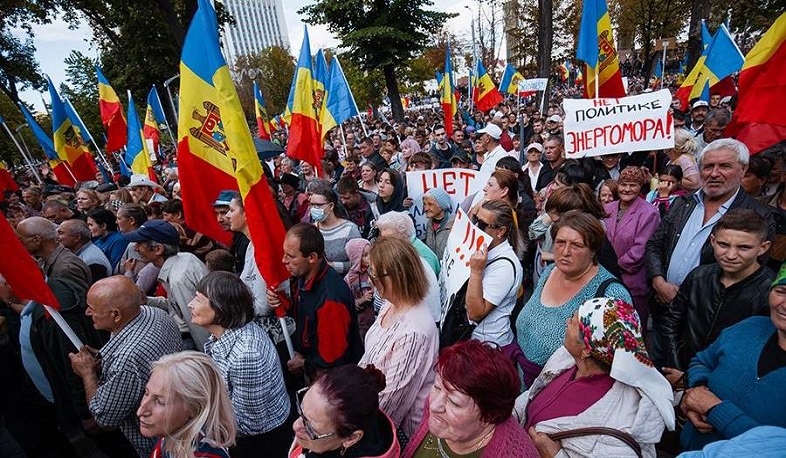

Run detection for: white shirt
[[480, 144, 509, 175], [472, 241, 522, 346]]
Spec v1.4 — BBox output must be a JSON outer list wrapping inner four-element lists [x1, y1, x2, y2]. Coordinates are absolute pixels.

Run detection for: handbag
[[547, 427, 642, 457]]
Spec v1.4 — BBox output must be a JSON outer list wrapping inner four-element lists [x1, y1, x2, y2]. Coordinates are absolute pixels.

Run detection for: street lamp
[[164, 74, 180, 124]]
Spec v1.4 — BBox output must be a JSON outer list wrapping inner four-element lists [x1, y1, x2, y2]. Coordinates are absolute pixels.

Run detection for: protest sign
[[438, 208, 491, 313], [518, 78, 548, 96], [563, 89, 674, 158], [406, 169, 482, 239]]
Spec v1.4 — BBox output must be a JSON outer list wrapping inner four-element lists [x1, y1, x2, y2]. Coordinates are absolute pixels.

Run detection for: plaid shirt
[[90, 307, 182, 457], [204, 321, 290, 436]]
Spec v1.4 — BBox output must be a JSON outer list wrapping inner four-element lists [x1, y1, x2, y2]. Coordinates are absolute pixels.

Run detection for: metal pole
[[164, 74, 180, 123], [3, 123, 42, 184], [63, 97, 115, 175], [594, 63, 599, 99], [660, 40, 668, 90]]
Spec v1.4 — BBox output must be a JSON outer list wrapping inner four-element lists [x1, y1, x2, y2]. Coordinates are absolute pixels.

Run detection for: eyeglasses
[[368, 267, 388, 281], [296, 387, 335, 441], [309, 201, 330, 208], [473, 218, 501, 232]]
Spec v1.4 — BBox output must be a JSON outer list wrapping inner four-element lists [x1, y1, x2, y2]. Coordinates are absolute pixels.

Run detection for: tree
[[59, 51, 104, 148], [232, 46, 296, 123], [299, 0, 456, 122], [0, 0, 50, 105]]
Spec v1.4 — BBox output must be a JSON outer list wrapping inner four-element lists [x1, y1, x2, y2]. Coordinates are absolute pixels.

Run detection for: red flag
[[0, 217, 60, 308]]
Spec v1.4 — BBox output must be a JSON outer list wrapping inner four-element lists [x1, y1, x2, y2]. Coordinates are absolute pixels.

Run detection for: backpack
[[439, 256, 523, 349]]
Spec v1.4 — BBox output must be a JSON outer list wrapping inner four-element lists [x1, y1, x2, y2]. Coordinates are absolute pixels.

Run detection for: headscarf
[[376, 169, 407, 214], [344, 238, 371, 288], [618, 166, 648, 186], [424, 187, 452, 215], [771, 262, 786, 288], [578, 297, 675, 430]]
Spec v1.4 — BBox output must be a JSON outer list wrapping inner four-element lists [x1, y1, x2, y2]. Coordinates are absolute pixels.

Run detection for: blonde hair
[[150, 352, 236, 457], [370, 236, 428, 306], [674, 129, 699, 156]]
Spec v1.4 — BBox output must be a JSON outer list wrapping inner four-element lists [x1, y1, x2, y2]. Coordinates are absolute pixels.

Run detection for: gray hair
[[697, 138, 750, 166], [281, 157, 295, 168], [20, 216, 57, 240], [375, 211, 414, 239], [149, 241, 180, 258], [706, 108, 732, 127], [674, 129, 700, 156], [64, 219, 92, 241]]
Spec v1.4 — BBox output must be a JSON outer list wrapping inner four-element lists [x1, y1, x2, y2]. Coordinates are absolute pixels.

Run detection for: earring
[[340, 445, 347, 456]]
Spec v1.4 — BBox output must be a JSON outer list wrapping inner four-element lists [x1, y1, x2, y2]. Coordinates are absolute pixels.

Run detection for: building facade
[[221, 0, 290, 69]]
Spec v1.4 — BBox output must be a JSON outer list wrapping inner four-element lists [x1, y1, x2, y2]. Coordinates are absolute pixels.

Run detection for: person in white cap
[[523, 143, 544, 194], [127, 174, 168, 204], [687, 100, 709, 135], [477, 123, 508, 175], [545, 114, 562, 138]]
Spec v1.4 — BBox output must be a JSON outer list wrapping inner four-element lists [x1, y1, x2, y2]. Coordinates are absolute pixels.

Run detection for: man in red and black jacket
[[268, 223, 363, 380]]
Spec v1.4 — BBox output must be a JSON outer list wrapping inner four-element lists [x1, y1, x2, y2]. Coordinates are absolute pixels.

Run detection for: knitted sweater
[[682, 317, 786, 451], [402, 399, 539, 458], [319, 219, 361, 275]]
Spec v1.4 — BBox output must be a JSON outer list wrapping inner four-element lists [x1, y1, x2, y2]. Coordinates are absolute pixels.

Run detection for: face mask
[[310, 207, 327, 223]]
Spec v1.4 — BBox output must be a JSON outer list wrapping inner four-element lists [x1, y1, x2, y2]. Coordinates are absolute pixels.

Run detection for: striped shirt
[[319, 219, 361, 275], [359, 301, 439, 437], [90, 306, 182, 457]]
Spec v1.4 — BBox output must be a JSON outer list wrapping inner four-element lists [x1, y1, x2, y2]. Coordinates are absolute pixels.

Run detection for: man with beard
[[687, 100, 709, 135]]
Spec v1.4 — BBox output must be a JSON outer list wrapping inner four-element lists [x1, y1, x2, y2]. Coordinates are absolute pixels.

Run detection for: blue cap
[[122, 220, 180, 245], [212, 190, 239, 207]]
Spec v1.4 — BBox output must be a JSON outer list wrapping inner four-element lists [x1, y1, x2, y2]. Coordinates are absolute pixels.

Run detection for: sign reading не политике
[[563, 89, 674, 158]]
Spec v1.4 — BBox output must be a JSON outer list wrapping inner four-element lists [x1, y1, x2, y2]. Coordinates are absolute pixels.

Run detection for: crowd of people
[[1, 84, 786, 458]]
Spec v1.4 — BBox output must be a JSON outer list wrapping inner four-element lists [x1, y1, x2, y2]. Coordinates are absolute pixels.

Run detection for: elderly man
[[695, 109, 732, 151], [42, 199, 82, 224], [122, 219, 210, 350], [477, 123, 507, 175], [57, 219, 111, 283], [69, 276, 181, 457], [645, 138, 775, 366], [22, 186, 43, 213], [17, 216, 91, 288], [126, 174, 167, 204], [686, 100, 709, 135]]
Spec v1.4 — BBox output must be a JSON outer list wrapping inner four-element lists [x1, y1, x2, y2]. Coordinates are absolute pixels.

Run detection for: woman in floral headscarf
[[515, 297, 675, 457]]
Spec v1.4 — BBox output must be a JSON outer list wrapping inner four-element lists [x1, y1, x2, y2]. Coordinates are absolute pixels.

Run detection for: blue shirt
[[20, 301, 53, 402], [93, 230, 129, 271], [666, 189, 738, 286]]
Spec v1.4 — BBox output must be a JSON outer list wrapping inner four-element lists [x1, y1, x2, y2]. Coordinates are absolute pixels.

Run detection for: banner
[[438, 209, 491, 311], [406, 169, 482, 239], [563, 89, 673, 158], [518, 78, 548, 95]]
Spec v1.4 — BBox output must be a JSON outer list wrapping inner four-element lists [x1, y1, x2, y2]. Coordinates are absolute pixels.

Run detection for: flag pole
[[14, 125, 44, 185], [660, 40, 668, 90], [2, 121, 43, 184], [63, 97, 115, 175], [154, 85, 177, 147], [594, 63, 599, 99]]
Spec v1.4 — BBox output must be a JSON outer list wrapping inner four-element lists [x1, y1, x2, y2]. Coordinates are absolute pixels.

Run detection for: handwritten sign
[[438, 209, 491, 311], [406, 169, 482, 240], [563, 89, 673, 158], [518, 78, 548, 96]]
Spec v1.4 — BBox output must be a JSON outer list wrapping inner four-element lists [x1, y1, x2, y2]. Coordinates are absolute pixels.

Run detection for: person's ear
[[342, 430, 364, 450], [758, 240, 772, 257]]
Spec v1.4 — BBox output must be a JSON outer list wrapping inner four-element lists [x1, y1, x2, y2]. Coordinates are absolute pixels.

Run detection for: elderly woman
[[667, 129, 701, 191], [137, 351, 237, 457], [358, 163, 379, 195], [188, 271, 292, 457], [87, 207, 129, 270], [518, 297, 675, 457], [76, 189, 102, 214], [604, 166, 661, 333], [403, 340, 539, 458], [290, 365, 400, 457], [118, 203, 158, 293], [442, 200, 524, 348], [516, 211, 632, 386], [359, 237, 439, 440], [422, 187, 454, 259], [309, 185, 361, 275], [678, 265, 786, 451]]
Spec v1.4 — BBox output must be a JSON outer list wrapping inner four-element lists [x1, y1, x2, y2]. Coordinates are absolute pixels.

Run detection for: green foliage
[[59, 50, 103, 148], [339, 56, 385, 107], [233, 46, 296, 121]]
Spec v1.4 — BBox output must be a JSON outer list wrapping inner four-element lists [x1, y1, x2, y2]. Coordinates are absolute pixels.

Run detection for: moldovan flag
[[48, 77, 98, 182], [575, 68, 584, 87], [314, 49, 331, 141], [499, 64, 524, 95], [178, 0, 288, 289], [576, 0, 626, 98], [322, 56, 360, 139], [676, 24, 743, 111], [96, 66, 127, 152], [727, 13, 786, 154], [473, 60, 503, 112], [285, 27, 323, 176], [18, 104, 75, 186], [441, 43, 458, 134], [0, 215, 60, 309], [125, 91, 155, 181], [253, 81, 271, 140], [559, 61, 570, 82], [144, 87, 162, 157]]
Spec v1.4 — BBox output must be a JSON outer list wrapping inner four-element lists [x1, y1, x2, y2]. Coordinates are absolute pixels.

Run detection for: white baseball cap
[[526, 143, 544, 153], [547, 114, 562, 123], [692, 100, 709, 109], [476, 123, 502, 140]]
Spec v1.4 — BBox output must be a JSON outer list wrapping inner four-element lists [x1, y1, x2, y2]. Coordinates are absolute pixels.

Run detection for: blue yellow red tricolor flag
[[575, 68, 584, 87], [17, 104, 75, 186], [284, 27, 323, 176], [727, 13, 786, 153], [314, 49, 330, 140], [178, 0, 288, 285], [499, 63, 525, 95], [48, 76, 97, 182], [253, 82, 271, 140], [441, 43, 458, 134], [144, 87, 162, 158], [651, 59, 662, 89], [322, 56, 360, 139], [576, 0, 626, 98], [96, 67, 128, 152], [125, 91, 155, 181], [473, 60, 503, 112], [559, 61, 571, 82]]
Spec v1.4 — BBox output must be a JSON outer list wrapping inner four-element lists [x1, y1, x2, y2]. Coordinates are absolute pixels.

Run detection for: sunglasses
[[473, 217, 501, 232], [296, 387, 335, 441]]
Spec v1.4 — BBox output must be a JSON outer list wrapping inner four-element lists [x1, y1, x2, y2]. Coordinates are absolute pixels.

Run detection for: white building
[[221, 0, 289, 68]]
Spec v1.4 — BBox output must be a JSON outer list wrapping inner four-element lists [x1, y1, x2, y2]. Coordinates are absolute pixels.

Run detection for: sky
[[13, 0, 494, 111]]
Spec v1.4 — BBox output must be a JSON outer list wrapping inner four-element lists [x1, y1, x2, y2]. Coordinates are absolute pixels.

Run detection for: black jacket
[[661, 263, 774, 370], [644, 189, 775, 283]]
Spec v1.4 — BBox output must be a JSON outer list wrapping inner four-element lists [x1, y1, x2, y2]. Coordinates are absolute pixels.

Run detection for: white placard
[[563, 89, 674, 158], [438, 209, 491, 310], [518, 78, 548, 94], [406, 169, 483, 240]]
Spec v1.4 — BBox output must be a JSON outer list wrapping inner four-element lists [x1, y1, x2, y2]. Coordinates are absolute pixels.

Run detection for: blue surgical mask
[[310, 207, 327, 223]]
